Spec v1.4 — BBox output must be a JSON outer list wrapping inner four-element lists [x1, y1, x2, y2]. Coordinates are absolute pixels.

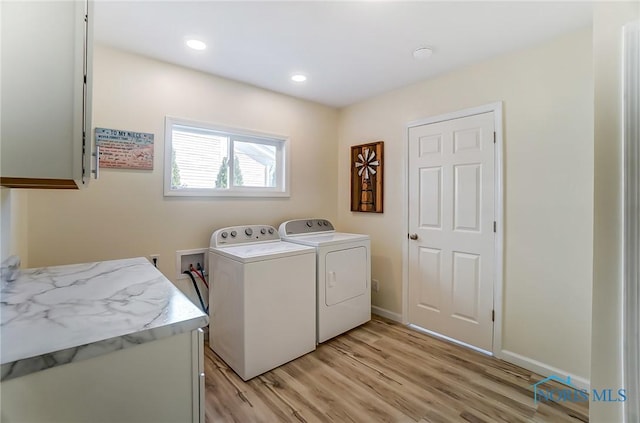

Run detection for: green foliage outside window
[[215, 157, 244, 188], [171, 150, 181, 188]]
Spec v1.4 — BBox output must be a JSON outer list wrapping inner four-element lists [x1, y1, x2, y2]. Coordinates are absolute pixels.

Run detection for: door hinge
[[492, 310, 495, 322], [493, 132, 496, 143], [493, 221, 496, 233]]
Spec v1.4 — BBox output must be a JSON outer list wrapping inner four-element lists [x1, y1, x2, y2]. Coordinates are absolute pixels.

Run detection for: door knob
[[409, 234, 418, 240]]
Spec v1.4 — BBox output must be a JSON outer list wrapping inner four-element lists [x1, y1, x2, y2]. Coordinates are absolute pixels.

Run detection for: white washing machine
[[208, 225, 316, 380], [279, 219, 371, 343]]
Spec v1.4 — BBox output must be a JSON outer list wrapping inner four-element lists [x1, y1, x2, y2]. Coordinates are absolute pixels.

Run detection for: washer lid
[[280, 232, 369, 247], [210, 240, 314, 263]]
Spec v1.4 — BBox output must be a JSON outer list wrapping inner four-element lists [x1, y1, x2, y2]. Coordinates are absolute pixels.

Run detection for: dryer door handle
[[328, 271, 336, 287]]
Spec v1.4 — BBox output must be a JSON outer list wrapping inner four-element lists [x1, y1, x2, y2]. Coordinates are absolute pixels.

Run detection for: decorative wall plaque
[[350, 141, 383, 213], [95, 128, 154, 170]]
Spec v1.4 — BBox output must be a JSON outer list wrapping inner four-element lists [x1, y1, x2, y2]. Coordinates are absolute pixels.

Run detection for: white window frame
[[164, 116, 290, 197]]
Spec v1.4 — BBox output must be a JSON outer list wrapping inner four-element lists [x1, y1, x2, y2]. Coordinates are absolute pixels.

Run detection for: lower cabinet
[[0, 329, 205, 423]]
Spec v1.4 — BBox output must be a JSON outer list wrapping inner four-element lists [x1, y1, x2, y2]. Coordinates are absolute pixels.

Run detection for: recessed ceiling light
[[291, 74, 307, 83], [186, 39, 207, 51], [413, 47, 433, 60]]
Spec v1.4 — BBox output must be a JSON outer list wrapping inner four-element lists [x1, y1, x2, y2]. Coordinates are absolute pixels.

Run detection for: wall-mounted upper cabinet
[[1, 1, 93, 189]]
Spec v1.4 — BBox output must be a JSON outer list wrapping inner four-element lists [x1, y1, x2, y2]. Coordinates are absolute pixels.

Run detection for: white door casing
[[407, 111, 496, 352], [623, 20, 640, 423]]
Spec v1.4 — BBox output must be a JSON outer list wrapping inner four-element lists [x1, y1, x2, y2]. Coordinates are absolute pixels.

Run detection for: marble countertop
[[0, 257, 208, 381]]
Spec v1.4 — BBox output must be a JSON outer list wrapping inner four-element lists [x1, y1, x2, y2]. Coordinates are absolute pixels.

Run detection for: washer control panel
[[211, 225, 279, 247], [279, 219, 335, 236]]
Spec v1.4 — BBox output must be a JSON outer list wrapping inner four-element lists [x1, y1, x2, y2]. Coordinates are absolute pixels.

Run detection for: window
[[164, 117, 289, 197]]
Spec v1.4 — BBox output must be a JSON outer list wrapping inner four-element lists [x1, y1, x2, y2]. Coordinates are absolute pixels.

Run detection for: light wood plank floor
[[204, 316, 589, 422]]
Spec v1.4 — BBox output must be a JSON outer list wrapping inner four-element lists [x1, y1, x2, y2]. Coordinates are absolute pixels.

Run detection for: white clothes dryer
[[279, 219, 371, 343], [208, 225, 316, 380]]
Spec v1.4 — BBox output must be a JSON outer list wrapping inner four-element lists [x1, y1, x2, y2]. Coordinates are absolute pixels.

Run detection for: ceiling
[[94, 1, 593, 108]]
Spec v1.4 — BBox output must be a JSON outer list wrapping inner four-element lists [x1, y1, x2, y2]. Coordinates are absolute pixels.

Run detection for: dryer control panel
[[279, 219, 335, 236], [211, 225, 279, 247]]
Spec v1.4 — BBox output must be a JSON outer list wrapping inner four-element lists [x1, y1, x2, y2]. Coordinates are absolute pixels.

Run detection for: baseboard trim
[[501, 349, 590, 390], [409, 324, 493, 356], [371, 306, 402, 323]]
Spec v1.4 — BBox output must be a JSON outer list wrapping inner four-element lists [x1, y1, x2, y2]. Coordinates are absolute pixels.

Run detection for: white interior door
[[408, 112, 495, 352]]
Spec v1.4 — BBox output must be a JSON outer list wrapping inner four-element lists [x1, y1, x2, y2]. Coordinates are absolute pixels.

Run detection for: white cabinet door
[[0, 0, 93, 189], [192, 328, 205, 423], [0, 331, 202, 422]]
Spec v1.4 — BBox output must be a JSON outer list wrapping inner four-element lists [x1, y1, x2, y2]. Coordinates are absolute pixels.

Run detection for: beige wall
[[590, 3, 639, 422], [24, 45, 339, 297], [18, 27, 598, 385], [338, 28, 594, 379]]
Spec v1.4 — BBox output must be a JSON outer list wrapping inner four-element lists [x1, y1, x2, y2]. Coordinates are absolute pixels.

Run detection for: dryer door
[[325, 246, 367, 306]]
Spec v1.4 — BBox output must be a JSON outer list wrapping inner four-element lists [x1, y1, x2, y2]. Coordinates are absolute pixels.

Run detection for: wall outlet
[[148, 254, 160, 267], [372, 279, 380, 292], [176, 248, 208, 280]]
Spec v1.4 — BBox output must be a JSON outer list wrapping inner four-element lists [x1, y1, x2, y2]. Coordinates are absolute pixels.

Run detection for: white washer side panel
[[318, 241, 371, 343], [209, 252, 245, 376], [325, 247, 367, 306], [244, 253, 316, 379]]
